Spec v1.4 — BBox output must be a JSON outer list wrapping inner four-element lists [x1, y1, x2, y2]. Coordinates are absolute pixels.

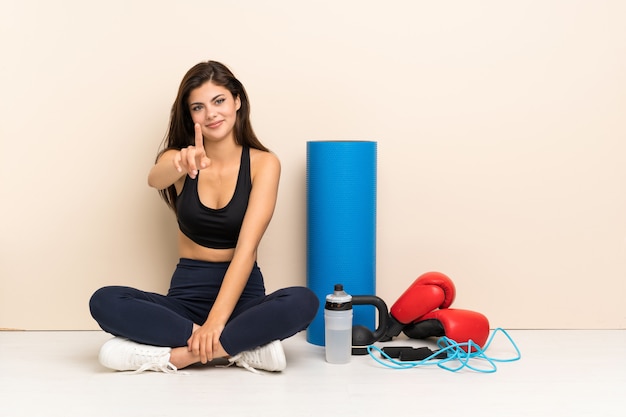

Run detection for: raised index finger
[[194, 123, 204, 150]]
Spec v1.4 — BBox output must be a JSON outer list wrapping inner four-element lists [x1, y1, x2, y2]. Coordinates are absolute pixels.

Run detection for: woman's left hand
[[187, 319, 225, 364]]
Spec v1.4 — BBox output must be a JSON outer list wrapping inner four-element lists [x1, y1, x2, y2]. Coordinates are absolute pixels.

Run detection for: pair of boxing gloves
[[384, 272, 490, 348]]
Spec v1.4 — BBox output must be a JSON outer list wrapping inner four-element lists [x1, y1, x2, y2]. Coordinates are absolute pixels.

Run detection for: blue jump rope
[[366, 328, 521, 373]]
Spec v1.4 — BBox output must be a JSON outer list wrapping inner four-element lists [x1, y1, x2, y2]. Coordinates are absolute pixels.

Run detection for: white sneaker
[[228, 340, 286, 373], [99, 337, 177, 373]]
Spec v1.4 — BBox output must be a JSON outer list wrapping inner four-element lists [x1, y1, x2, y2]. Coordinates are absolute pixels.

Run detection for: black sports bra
[[176, 147, 251, 249]]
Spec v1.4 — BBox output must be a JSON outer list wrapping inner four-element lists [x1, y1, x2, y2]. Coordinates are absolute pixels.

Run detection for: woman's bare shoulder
[[250, 148, 280, 171]]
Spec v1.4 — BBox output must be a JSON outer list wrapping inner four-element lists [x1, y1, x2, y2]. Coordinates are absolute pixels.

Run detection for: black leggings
[[89, 258, 319, 355]]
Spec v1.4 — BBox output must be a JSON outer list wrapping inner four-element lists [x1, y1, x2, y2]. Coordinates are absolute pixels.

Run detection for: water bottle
[[324, 284, 353, 364]]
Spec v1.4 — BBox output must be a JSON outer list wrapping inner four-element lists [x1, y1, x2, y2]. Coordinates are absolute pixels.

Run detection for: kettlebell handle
[[352, 295, 389, 345]]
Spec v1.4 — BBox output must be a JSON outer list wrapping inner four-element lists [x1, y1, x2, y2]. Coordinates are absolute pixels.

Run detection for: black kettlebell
[[351, 295, 389, 353]]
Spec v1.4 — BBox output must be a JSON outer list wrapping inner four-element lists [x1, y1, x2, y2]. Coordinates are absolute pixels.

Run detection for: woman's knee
[[88, 286, 122, 321], [282, 286, 320, 323]]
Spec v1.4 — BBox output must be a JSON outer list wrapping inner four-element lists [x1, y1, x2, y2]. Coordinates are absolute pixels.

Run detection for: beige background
[[1, 0, 624, 330]]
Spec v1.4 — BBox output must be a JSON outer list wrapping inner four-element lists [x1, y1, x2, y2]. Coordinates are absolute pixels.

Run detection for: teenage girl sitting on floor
[[89, 60, 319, 373]]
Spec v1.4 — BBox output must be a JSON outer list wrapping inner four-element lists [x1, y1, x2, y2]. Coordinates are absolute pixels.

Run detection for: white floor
[[0, 330, 624, 417]]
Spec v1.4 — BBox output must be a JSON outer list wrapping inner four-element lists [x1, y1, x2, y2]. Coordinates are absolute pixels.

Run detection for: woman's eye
[[191, 105, 202, 112], [215, 98, 225, 105]]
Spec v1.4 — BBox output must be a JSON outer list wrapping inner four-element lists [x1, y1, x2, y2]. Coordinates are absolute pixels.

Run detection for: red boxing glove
[[403, 308, 490, 349], [383, 272, 456, 340], [390, 272, 456, 324]]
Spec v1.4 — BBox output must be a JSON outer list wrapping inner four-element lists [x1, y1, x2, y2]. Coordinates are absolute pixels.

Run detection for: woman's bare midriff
[[177, 231, 236, 262]]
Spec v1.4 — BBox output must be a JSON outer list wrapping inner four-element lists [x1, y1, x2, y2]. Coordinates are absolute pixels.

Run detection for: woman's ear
[[235, 96, 241, 111]]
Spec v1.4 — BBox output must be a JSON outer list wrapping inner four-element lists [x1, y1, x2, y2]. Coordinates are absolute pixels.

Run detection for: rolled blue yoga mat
[[306, 141, 377, 346]]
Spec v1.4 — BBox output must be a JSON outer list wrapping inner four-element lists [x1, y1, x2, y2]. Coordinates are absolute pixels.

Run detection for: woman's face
[[188, 81, 241, 143]]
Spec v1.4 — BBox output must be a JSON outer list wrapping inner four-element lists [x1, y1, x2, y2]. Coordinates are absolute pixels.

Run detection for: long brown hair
[[156, 61, 268, 212]]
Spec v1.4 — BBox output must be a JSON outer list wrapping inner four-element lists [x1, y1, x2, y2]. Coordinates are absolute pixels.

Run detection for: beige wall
[[1, 0, 624, 330]]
